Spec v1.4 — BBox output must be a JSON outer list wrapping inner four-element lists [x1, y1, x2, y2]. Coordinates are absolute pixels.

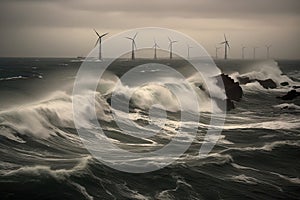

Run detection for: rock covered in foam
[[237, 76, 277, 89], [277, 90, 300, 100], [256, 79, 277, 89]]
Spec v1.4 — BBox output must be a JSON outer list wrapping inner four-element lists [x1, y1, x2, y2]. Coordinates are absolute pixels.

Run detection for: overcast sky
[[0, 0, 299, 59]]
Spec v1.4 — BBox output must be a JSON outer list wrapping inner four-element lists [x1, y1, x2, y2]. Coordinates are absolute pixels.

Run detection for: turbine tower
[[253, 47, 258, 60], [220, 34, 230, 60], [125, 32, 138, 60], [242, 45, 246, 60], [153, 39, 160, 60], [168, 37, 178, 59], [94, 29, 108, 60], [215, 46, 222, 60], [266, 45, 272, 59], [187, 44, 193, 59]]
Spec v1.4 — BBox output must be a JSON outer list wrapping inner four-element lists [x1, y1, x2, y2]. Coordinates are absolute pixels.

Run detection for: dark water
[[0, 58, 300, 200]]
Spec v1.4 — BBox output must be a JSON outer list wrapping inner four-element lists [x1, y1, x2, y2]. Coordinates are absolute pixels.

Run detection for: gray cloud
[[1, 0, 300, 28], [0, 0, 299, 58]]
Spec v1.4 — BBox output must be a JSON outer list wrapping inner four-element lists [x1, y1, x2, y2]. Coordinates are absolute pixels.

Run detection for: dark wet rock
[[218, 74, 243, 101], [237, 76, 252, 85], [280, 82, 289, 86], [215, 98, 235, 111], [277, 90, 300, 100], [256, 79, 277, 89], [226, 99, 235, 110], [213, 73, 243, 111], [292, 86, 300, 89], [237, 76, 277, 89]]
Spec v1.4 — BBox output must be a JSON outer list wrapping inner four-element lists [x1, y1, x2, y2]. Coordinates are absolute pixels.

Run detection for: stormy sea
[[0, 57, 300, 200]]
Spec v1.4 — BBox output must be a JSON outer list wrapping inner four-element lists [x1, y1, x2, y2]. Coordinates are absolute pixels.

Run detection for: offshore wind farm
[[92, 30, 273, 61]]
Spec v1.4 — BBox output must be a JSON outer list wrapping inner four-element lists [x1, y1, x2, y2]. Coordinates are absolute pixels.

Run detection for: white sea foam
[[270, 172, 300, 184], [231, 60, 299, 93], [222, 119, 300, 130], [274, 103, 300, 110], [2, 156, 92, 178], [0, 76, 27, 81], [116, 183, 151, 200], [223, 140, 300, 153], [242, 60, 295, 85], [0, 90, 111, 139], [69, 181, 94, 200], [230, 174, 259, 184]]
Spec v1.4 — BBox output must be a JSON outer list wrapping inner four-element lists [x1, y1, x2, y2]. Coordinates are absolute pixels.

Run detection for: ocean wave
[[2, 156, 92, 179], [273, 103, 300, 110], [229, 174, 260, 185], [223, 140, 300, 153], [231, 163, 300, 185], [270, 172, 300, 185], [0, 91, 111, 139], [69, 181, 94, 200], [0, 76, 28, 81], [228, 174, 282, 191], [108, 73, 222, 113], [116, 183, 151, 200], [222, 119, 300, 130], [229, 60, 299, 92]]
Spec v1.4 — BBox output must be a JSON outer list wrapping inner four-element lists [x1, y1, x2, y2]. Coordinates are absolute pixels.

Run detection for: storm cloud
[[0, 0, 299, 58]]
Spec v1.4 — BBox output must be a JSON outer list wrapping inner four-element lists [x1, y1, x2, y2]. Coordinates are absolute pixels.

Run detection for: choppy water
[[0, 58, 300, 199]]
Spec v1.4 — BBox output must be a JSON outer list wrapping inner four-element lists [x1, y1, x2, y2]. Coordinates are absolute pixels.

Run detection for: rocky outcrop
[[237, 76, 251, 85], [277, 90, 300, 100], [216, 74, 243, 101], [256, 79, 277, 89], [237, 76, 277, 89], [214, 73, 243, 111], [280, 82, 289, 86]]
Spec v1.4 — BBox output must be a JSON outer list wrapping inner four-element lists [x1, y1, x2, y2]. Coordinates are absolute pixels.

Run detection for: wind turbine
[[215, 46, 222, 60], [187, 44, 193, 59], [266, 45, 272, 59], [168, 37, 178, 59], [241, 45, 246, 60], [125, 32, 138, 60], [220, 34, 230, 60], [94, 29, 108, 60], [253, 47, 259, 60], [153, 39, 160, 60]]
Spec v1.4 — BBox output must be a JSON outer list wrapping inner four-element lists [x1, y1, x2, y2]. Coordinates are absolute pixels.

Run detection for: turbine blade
[[227, 42, 230, 49], [94, 29, 100, 37], [224, 34, 227, 41], [220, 42, 226, 44], [100, 32, 109, 38], [133, 32, 138, 40], [168, 37, 172, 43], [95, 38, 100, 47], [125, 37, 133, 40]]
